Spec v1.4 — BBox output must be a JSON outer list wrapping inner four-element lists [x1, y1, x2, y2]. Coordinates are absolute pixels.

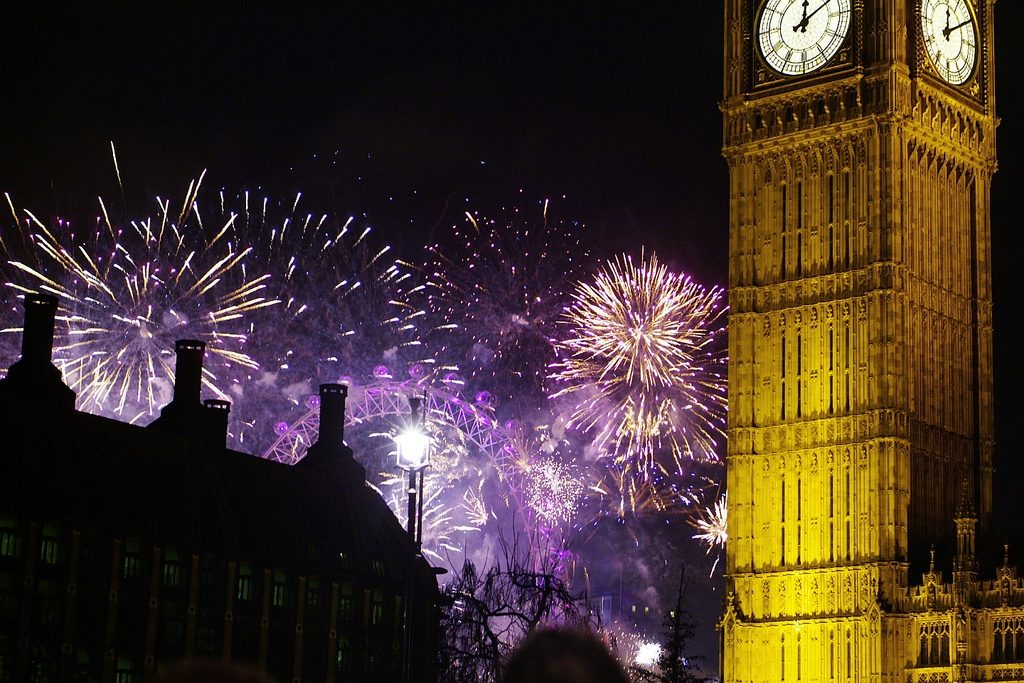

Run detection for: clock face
[[921, 0, 977, 85], [757, 0, 852, 76]]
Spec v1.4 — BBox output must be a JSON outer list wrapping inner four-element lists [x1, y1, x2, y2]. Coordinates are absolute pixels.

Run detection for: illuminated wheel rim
[[261, 375, 517, 476]]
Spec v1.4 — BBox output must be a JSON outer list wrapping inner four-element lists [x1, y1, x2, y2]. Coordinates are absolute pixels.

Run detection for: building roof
[[0, 293, 434, 589]]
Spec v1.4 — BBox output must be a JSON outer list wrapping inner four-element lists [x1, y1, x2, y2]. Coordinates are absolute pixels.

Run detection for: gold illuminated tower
[[720, 1, 1001, 680]]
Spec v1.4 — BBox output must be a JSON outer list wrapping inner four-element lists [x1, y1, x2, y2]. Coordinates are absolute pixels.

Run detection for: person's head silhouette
[[153, 659, 273, 682], [501, 627, 629, 683]]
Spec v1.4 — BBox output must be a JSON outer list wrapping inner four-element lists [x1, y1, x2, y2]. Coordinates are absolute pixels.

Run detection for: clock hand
[[794, 0, 832, 33], [943, 18, 972, 40], [793, 0, 810, 32]]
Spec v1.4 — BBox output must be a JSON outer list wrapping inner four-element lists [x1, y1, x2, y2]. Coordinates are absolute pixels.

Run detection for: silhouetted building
[[0, 293, 439, 682]]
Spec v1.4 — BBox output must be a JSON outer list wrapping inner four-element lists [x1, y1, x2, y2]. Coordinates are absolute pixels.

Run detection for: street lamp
[[395, 395, 429, 683], [394, 395, 430, 549]]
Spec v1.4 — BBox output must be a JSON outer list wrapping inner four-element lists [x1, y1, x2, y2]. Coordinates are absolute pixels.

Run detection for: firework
[[582, 462, 711, 524], [196, 189, 432, 451], [634, 641, 663, 667], [524, 456, 586, 526], [549, 252, 727, 474], [2, 180, 276, 422], [262, 376, 505, 569], [416, 199, 590, 412], [375, 414, 491, 564], [690, 491, 728, 574]]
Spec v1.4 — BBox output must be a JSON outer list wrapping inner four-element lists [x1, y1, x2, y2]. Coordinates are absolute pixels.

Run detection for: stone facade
[[719, 2, 1021, 681]]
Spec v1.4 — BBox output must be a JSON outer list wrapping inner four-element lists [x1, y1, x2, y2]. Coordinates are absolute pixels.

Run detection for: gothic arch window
[[919, 622, 951, 666], [829, 470, 835, 562], [994, 618, 1024, 662], [796, 330, 803, 418], [829, 630, 835, 680], [845, 467, 852, 560], [827, 173, 836, 269], [841, 321, 850, 412], [846, 629, 852, 679], [781, 183, 788, 277], [796, 475, 802, 565], [781, 474, 787, 567], [842, 169, 852, 267], [828, 324, 836, 414], [781, 634, 786, 679], [781, 330, 787, 420], [796, 632, 802, 680], [796, 180, 804, 276]]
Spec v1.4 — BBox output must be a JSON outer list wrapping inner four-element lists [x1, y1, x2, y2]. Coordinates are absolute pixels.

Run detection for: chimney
[[203, 399, 231, 449], [21, 292, 58, 364], [148, 339, 206, 434], [0, 292, 75, 411], [316, 383, 348, 447], [172, 339, 205, 407], [299, 383, 364, 484]]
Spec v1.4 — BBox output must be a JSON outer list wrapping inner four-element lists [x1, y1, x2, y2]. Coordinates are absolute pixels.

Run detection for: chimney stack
[[203, 399, 231, 449], [172, 340, 205, 407], [21, 292, 58, 364], [299, 383, 364, 485], [0, 292, 75, 411], [148, 339, 207, 436], [316, 384, 348, 447]]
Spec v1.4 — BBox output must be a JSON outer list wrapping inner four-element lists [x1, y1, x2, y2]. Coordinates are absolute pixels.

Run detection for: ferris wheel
[[259, 363, 585, 576], [261, 364, 517, 475]]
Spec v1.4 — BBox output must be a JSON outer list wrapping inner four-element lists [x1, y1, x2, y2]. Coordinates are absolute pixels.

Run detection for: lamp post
[[395, 396, 430, 545], [395, 396, 430, 683]]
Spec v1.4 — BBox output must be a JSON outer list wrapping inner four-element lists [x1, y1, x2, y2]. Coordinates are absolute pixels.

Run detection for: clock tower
[[720, 1, 1002, 681]]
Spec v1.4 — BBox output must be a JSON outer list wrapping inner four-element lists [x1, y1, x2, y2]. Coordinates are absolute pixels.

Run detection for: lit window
[[338, 584, 353, 622], [237, 563, 254, 601], [162, 548, 181, 589], [336, 636, 351, 672], [0, 518, 21, 559], [39, 526, 62, 566], [307, 579, 321, 611], [115, 656, 138, 683], [272, 571, 288, 608], [371, 589, 385, 625], [122, 539, 142, 581]]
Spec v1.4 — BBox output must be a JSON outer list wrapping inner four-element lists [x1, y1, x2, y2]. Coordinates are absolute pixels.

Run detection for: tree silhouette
[[630, 565, 711, 683], [437, 536, 598, 683]]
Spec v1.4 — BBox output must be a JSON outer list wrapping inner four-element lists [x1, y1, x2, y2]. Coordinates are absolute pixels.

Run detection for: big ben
[[718, 1, 1017, 681]]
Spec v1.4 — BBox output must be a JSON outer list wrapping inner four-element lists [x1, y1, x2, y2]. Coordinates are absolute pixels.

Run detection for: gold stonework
[[720, 2, 1016, 681]]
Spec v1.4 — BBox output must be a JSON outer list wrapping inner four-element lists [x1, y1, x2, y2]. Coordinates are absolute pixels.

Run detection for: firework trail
[[415, 199, 590, 415], [549, 252, 727, 476], [690, 490, 728, 575], [2, 180, 276, 422], [586, 464, 708, 521], [205, 190, 431, 451]]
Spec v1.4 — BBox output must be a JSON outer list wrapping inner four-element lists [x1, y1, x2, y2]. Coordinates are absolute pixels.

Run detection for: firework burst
[[374, 416, 492, 564], [416, 199, 590, 412], [201, 190, 431, 451], [524, 456, 586, 526], [549, 252, 727, 474], [2, 179, 276, 421], [690, 491, 728, 574]]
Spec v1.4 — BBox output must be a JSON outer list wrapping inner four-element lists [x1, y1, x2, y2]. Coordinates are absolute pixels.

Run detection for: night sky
[[5, 0, 1024, 662], [5, 3, 727, 283]]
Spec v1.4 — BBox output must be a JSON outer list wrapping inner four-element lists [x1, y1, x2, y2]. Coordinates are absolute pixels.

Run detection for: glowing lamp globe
[[394, 429, 430, 471]]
